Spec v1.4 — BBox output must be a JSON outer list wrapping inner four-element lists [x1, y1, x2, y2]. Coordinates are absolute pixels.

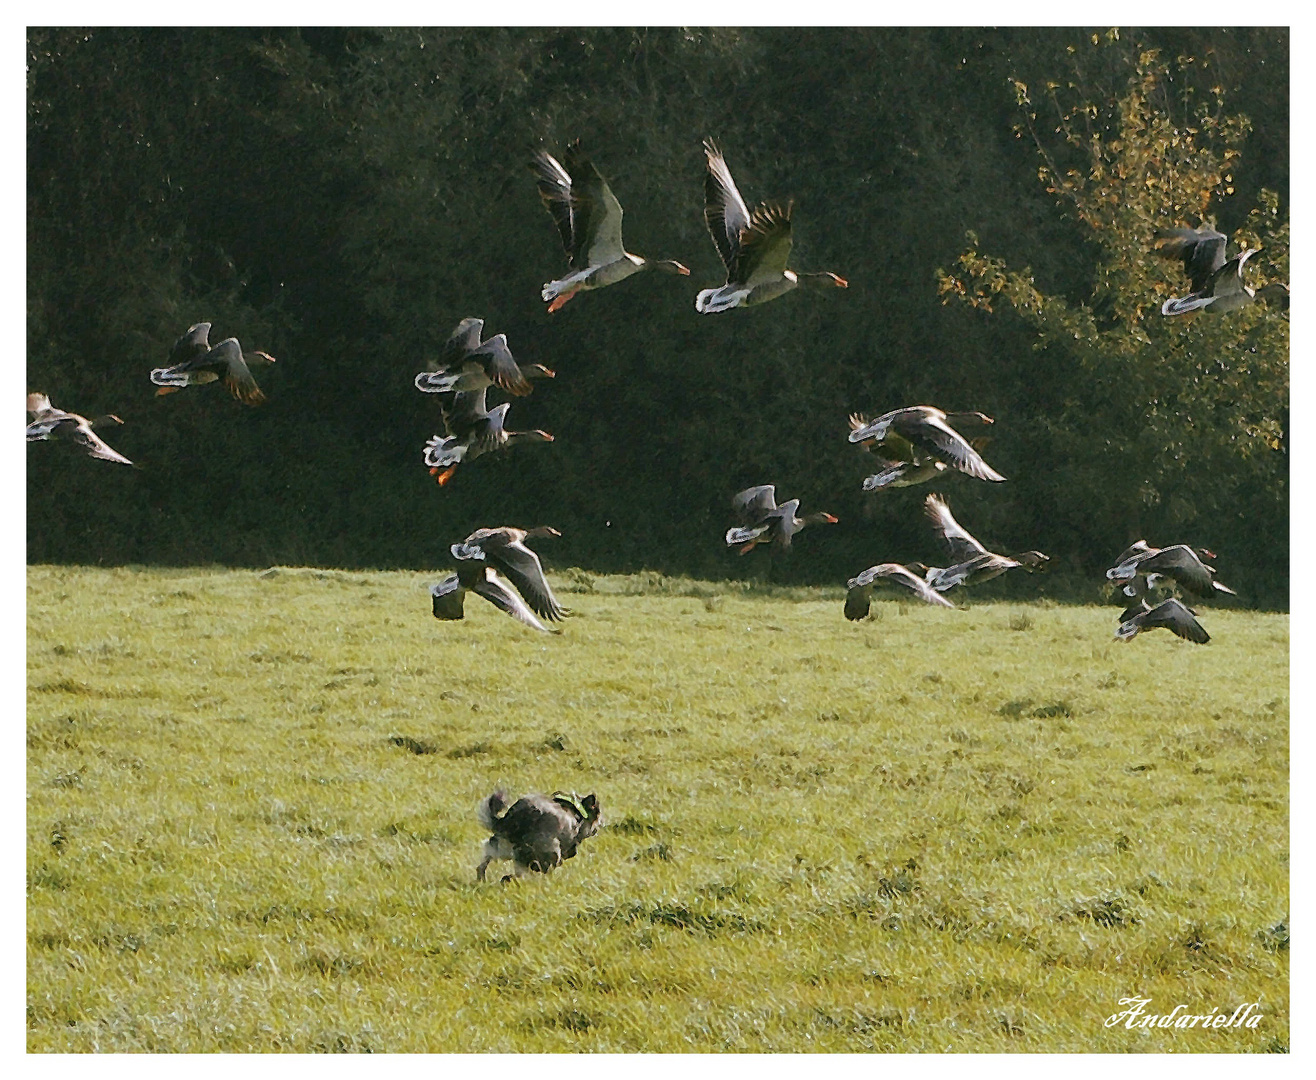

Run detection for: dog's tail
[[477, 790, 509, 832]]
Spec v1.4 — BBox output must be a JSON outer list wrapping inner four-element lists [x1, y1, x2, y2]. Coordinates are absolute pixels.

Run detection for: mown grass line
[[27, 565, 1288, 1052]]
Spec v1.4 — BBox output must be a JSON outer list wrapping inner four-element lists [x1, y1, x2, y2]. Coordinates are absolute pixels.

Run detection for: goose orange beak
[[155, 386, 181, 396], [547, 292, 575, 314]]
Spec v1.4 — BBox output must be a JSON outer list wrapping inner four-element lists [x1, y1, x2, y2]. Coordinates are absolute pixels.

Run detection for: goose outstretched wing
[[482, 535, 568, 622], [565, 144, 627, 267], [27, 392, 55, 417], [1138, 544, 1234, 597], [472, 567, 557, 634], [913, 413, 1005, 481], [924, 494, 987, 562], [168, 322, 212, 367], [70, 419, 133, 465], [1111, 540, 1154, 569], [1117, 597, 1209, 644], [732, 484, 778, 522], [206, 338, 267, 405], [441, 386, 489, 438], [848, 563, 955, 608], [532, 149, 579, 265], [26, 394, 63, 438], [1147, 598, 1210, 643], [438, 317, 486, 365], [734, 204, 793, 287], [1209, 249, 1259, 300], [474, 333, 531, 396], [843, 581, 874, 621], [702, 139, 752, 274], [1153, 228, 1227, 293]]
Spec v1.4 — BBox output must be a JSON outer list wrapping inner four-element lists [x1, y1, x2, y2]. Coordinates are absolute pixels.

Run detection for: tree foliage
[[936, 46, 1287, 603], [26, 29, 1288, 606]]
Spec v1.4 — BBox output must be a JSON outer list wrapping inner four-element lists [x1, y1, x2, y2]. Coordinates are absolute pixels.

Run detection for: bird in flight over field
[[27, 393, 133, 465], [1153, 227, 1288, 315], [533, 141, 690, 312], [151, 322, 276, 405], [696, 138, 847, 313]]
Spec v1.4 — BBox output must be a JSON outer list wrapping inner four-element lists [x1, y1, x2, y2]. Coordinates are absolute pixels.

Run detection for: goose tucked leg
[[546, 290, 579, 313]]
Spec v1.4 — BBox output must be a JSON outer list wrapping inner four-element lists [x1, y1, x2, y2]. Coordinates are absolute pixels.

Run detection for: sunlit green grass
[[27, 564, 1288, 1052]]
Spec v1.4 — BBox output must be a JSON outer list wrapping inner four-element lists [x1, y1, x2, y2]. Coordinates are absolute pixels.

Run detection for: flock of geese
[[26, 322, 276, 468], [29, 141, 1281, 656]]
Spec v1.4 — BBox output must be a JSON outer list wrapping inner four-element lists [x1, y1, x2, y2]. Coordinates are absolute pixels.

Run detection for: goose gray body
[[726, 484, 838, 553]]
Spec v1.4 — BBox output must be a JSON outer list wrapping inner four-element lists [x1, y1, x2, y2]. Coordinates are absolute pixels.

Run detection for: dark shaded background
[[26, 27, 1289, 606]]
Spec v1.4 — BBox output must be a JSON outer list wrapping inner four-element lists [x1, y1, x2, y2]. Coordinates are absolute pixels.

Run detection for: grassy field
[[27, 564, 1289, 1052]]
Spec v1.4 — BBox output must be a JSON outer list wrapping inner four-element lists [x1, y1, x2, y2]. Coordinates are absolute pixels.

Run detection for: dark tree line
[[27, 27, 1289, 607]]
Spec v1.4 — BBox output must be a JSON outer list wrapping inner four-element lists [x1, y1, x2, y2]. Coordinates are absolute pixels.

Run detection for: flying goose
[[847, 407, 1005, 482], [849, 414, 952, 491], [533, 141, 690, 313], [414, 317, 554, 397], [422, 386, 554, 486], [476, 790, 601, 881], [151, 324, 275, 405], [844, 563, 956, 620], [26, 393, 133, 465], [916, 493, 1049, 591], [1115, 597, 1210, 644], [696, 139, 847, 313], [430, 561, 559, 634], [725, 484, 838, 554], [1106, 542, 1235, 599], [1154, 228, 1289, 315], [449, 525, 568, 623]]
